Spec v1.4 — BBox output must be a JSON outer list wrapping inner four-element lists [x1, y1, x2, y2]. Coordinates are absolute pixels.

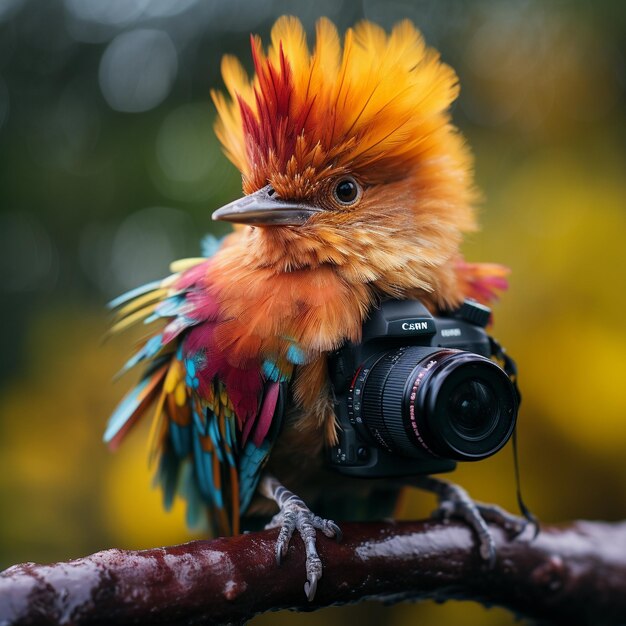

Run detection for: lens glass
[[446, 379, 498, 440]]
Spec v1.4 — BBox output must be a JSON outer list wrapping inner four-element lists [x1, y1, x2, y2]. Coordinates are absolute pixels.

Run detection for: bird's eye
[[333, 177, 361, 206]]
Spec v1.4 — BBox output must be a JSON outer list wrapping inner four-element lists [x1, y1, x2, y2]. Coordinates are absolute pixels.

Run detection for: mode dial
[[451, 299, 491, 328]]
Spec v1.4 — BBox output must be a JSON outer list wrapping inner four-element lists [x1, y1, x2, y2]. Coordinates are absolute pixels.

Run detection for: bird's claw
[[480, 533, 497, 566], [304, 570, 319, 601], [429, 481, 536, 568], [430, 482, 500, 568], [473, 502, 529, 538], [272, 508, 297, 565], [265, 504, 341, 601], [311, 514, 343, 542]]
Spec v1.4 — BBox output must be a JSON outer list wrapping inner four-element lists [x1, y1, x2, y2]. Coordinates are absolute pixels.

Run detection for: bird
[[104, 16, 519, 600]]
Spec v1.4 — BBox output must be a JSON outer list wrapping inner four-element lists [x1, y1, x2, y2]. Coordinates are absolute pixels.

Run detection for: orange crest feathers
[[211, 17, 462, 191]]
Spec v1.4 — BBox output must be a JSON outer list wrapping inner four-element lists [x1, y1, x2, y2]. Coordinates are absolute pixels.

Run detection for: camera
[[328, 299, 518, 477]]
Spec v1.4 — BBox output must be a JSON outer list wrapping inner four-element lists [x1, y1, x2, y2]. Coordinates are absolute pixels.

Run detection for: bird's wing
[[104, 251, 296, 536]]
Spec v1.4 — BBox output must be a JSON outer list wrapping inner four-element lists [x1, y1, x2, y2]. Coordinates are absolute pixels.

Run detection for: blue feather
[[103, 376, 151, 443], [162, 315, 196, 340], [239, 440, 271, 512], [170, 421, 191, 457], [184, 358, 201, 389], [286, 343, 307, 365], [191, 405, 206, 436], [107, 279, 163, 310], [193, 431, 218, 507], [186, 360, 196, 377], [201, 234, 225, 258], [207, 418, 224, 462], [156, 446, 180, 511], [144, 295, 187, 324], [179, 460, 207, 529], [224, 417, 234, 448], [117, 334, 164, 376], [262, 360, 289, 382]]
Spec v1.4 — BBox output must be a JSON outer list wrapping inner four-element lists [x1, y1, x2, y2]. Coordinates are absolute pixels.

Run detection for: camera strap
[[489, 337, 540, 537]]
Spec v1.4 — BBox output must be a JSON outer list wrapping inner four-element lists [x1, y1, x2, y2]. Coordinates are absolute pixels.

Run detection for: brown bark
[[1, 519, 625, 625]]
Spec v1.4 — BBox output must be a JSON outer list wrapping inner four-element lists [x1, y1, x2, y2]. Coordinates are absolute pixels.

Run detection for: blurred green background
[[0, 0, 625, 624]]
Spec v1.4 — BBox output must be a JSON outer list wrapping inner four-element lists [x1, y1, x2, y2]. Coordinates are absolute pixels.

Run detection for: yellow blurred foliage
[[0, 309, 194, 567], [479, 150, 626, 458], [523, 319, 626, 455], [102, 418, 200, 549], [252, 597, 519, 626]]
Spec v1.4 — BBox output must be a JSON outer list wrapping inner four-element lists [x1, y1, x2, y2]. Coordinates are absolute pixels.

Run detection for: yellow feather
[[270, 16, 308, 78], [221, 54, 252, 101], [114, 288, 170, 321], [147, 389, 168, 466], [163, 360, 183, 394], [212, 16, 461, 184], [107, 303, 159, 335], [174, 380, 186, 407], [169, 258, 207, 273], [211, 90, 242, 169], [160, 273, 180, 288], [313, 17, 340, 77], [211, 55, 250, 172]]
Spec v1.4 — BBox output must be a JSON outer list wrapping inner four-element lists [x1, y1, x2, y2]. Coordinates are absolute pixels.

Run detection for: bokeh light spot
[[0, 0, 25, 23], [156, 104, 215, 183], [64, 0, 149, 27], [109, 206, 194, 292], [142, 0, 198, 19], [99, 29, 178, 113]]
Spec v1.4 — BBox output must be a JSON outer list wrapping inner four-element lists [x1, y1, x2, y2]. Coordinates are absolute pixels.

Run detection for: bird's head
[[211, 17, 477, 299]]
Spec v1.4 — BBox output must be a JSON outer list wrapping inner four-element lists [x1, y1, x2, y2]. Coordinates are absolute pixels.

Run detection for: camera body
[[328, 299, 517, 478]]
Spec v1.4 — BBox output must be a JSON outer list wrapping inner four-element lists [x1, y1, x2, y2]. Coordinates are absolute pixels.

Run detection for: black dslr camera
[[328, 299, 518, 477]]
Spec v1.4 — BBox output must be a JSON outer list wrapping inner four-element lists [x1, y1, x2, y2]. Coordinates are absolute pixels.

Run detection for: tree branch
[[1, 519, 625, 625]]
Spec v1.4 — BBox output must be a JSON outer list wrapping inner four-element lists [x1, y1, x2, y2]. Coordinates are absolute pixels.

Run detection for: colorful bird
[[105, 16, 516, 600]]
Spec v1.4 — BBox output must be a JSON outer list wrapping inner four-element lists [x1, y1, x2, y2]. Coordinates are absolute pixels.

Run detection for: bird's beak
[[212, 185, 321, 226]]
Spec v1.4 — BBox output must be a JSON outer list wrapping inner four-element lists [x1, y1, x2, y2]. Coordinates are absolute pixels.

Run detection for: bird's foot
[[261, 476, 342, 601], [410, 476, 528, 567]]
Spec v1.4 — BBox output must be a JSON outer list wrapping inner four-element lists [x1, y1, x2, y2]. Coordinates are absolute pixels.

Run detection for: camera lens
[[353, 347, 517, 461], [447, 380, 498, 439]]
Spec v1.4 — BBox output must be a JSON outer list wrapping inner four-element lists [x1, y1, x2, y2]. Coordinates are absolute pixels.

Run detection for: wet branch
[[1, 519, 626, 625]]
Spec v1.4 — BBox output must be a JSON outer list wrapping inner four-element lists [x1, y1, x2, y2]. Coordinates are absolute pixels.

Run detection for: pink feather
[[251, 382, 280, 447]]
